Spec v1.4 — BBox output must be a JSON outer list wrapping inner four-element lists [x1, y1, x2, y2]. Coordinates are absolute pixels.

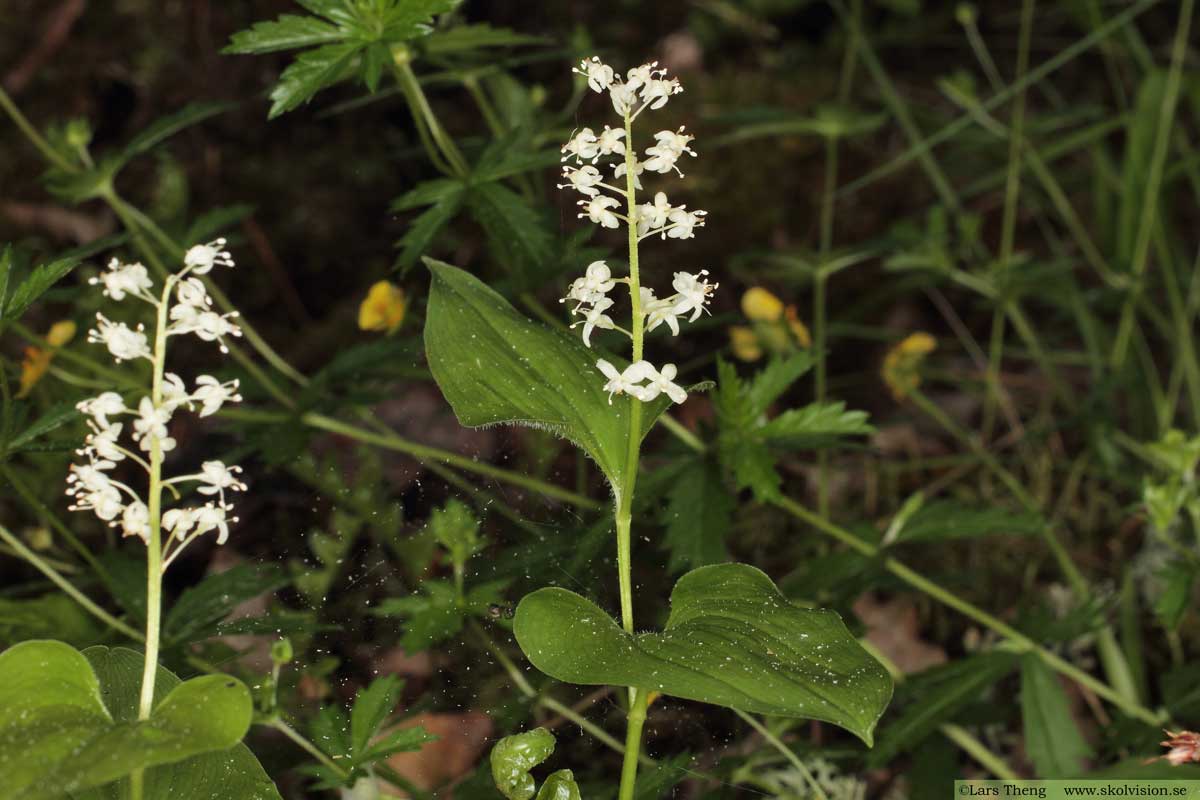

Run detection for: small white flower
[[76, 485, 124, 521], [183, 238, 233, 275], [561, 127, 599, 162], [163, 507, 199, 541], [597, 125, 626, 157], [612, 157, 644, 190], [574, 57, 614, 93], [573, 297, 615, 347], [579, 196, 621, 229], [193, 375, 242, 417], [670, 270, 717, 321], [609, 81, 639, 116], [558, 165, 604, 197], [643, 292, 682, 336], [161, 372, 192, 410], [121, 501, 150, 543], [67, 461, 116, 492], [639, 77, 682, 111], [196, 460, 247, 507], [132, 396, 175, 453], [90, 259, 154, 302], [644, 127, 696, 175], [192, 503, 232, 545], [87, 422, 126, 462], [88, 314, 151, 362], [171, 305, 242, 352], [636, 192, 675, 236], [639, 363, 688, 404], [175, 277, 211, 309], [77, 392, 126, 428], [596, 359, 654, 403], [666, 207, 706, 239], [625, 62, 659, 90]]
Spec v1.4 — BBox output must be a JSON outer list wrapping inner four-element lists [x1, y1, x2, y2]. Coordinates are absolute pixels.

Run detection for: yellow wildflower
[[741, 287, 784, 322], [882, 332, 937, 401], [18, 320, 76, 398], [784, 306, 811, 348], [358, 281, 406, 334], [729, 326, 763, 362]]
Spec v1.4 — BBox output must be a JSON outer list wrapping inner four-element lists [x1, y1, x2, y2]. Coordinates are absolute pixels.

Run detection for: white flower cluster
[[558, 57, 718, 406], [68, 239, 246, 555]]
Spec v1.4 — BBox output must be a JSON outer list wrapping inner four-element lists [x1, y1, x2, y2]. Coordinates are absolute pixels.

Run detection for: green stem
[[137, 278, 173, 720], [301, 412, 601, 510], [1110, 0, 1195, 369], [0, 85, 78, 173], [1, 463, 110, 581], [614, 107, 648, 800], [390, 57, 469, 178], [0, 523, 141, 640], [271, 718, 350, 779], [617, 688, 649, 800], [941, 723, 1021, 780], [734, 710, 829, 800], [772, 496, 1165, 726], [815, 136, 837, 516]]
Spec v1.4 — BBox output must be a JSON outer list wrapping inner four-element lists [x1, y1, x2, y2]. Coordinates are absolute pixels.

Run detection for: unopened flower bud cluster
[[559, 57, 717, 405], [68, 239, 246, 556]]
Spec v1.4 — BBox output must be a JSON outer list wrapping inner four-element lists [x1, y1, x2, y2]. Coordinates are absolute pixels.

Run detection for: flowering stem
[[615, 106, 647, 800], [137, 278, 174, 721]]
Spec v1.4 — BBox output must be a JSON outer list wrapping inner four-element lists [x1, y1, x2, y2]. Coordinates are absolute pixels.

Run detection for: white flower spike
[[69, 235, 247, 561], [555, 58, 713, 406]]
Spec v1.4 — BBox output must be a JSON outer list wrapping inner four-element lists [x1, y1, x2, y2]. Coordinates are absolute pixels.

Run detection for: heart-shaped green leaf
[[0, 640, 278, 800], [423, 259, 668, 491], [513, 564, 892, 745]]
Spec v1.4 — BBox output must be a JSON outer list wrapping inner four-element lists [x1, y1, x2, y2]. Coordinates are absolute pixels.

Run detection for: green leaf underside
[[513, 564, 892, 745], [0, 641, 276, 800], [423, 260, 669, 490]]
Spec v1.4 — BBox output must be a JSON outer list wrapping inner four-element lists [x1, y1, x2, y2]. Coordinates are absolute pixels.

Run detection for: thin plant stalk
[[615, 105, 647, 800]]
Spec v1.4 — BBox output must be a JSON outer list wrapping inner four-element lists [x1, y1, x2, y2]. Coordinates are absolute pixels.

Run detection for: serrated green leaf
[[164, 564, 289, 645], [351, 675, 404, 758], [4, 256, 80, 321], [729, 440, 781, 502], [430, 498, 482, 566], [422, 24, 548, 55], [1021, 654, 1092, 777], [466, 182, 553, 286], [757, 400, 873, 445], [268, 42, 362, 118], [423, 260, 669, 491], [660, 458, 734, 571], [890, 501, 1045, 544], [1153, 561, 1195, 631], [491, 728, 555, 800], [868, 652, 1017, 767], [373, 580, 463, 651], [395, 185, 465, 269], [224, 13, 343, 54], [747, 353, 813, 416], [514, 563, 892, 745], [4, 403, 78, 455], [362, 43, 389, 92], [118, 102, 234, 165]]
